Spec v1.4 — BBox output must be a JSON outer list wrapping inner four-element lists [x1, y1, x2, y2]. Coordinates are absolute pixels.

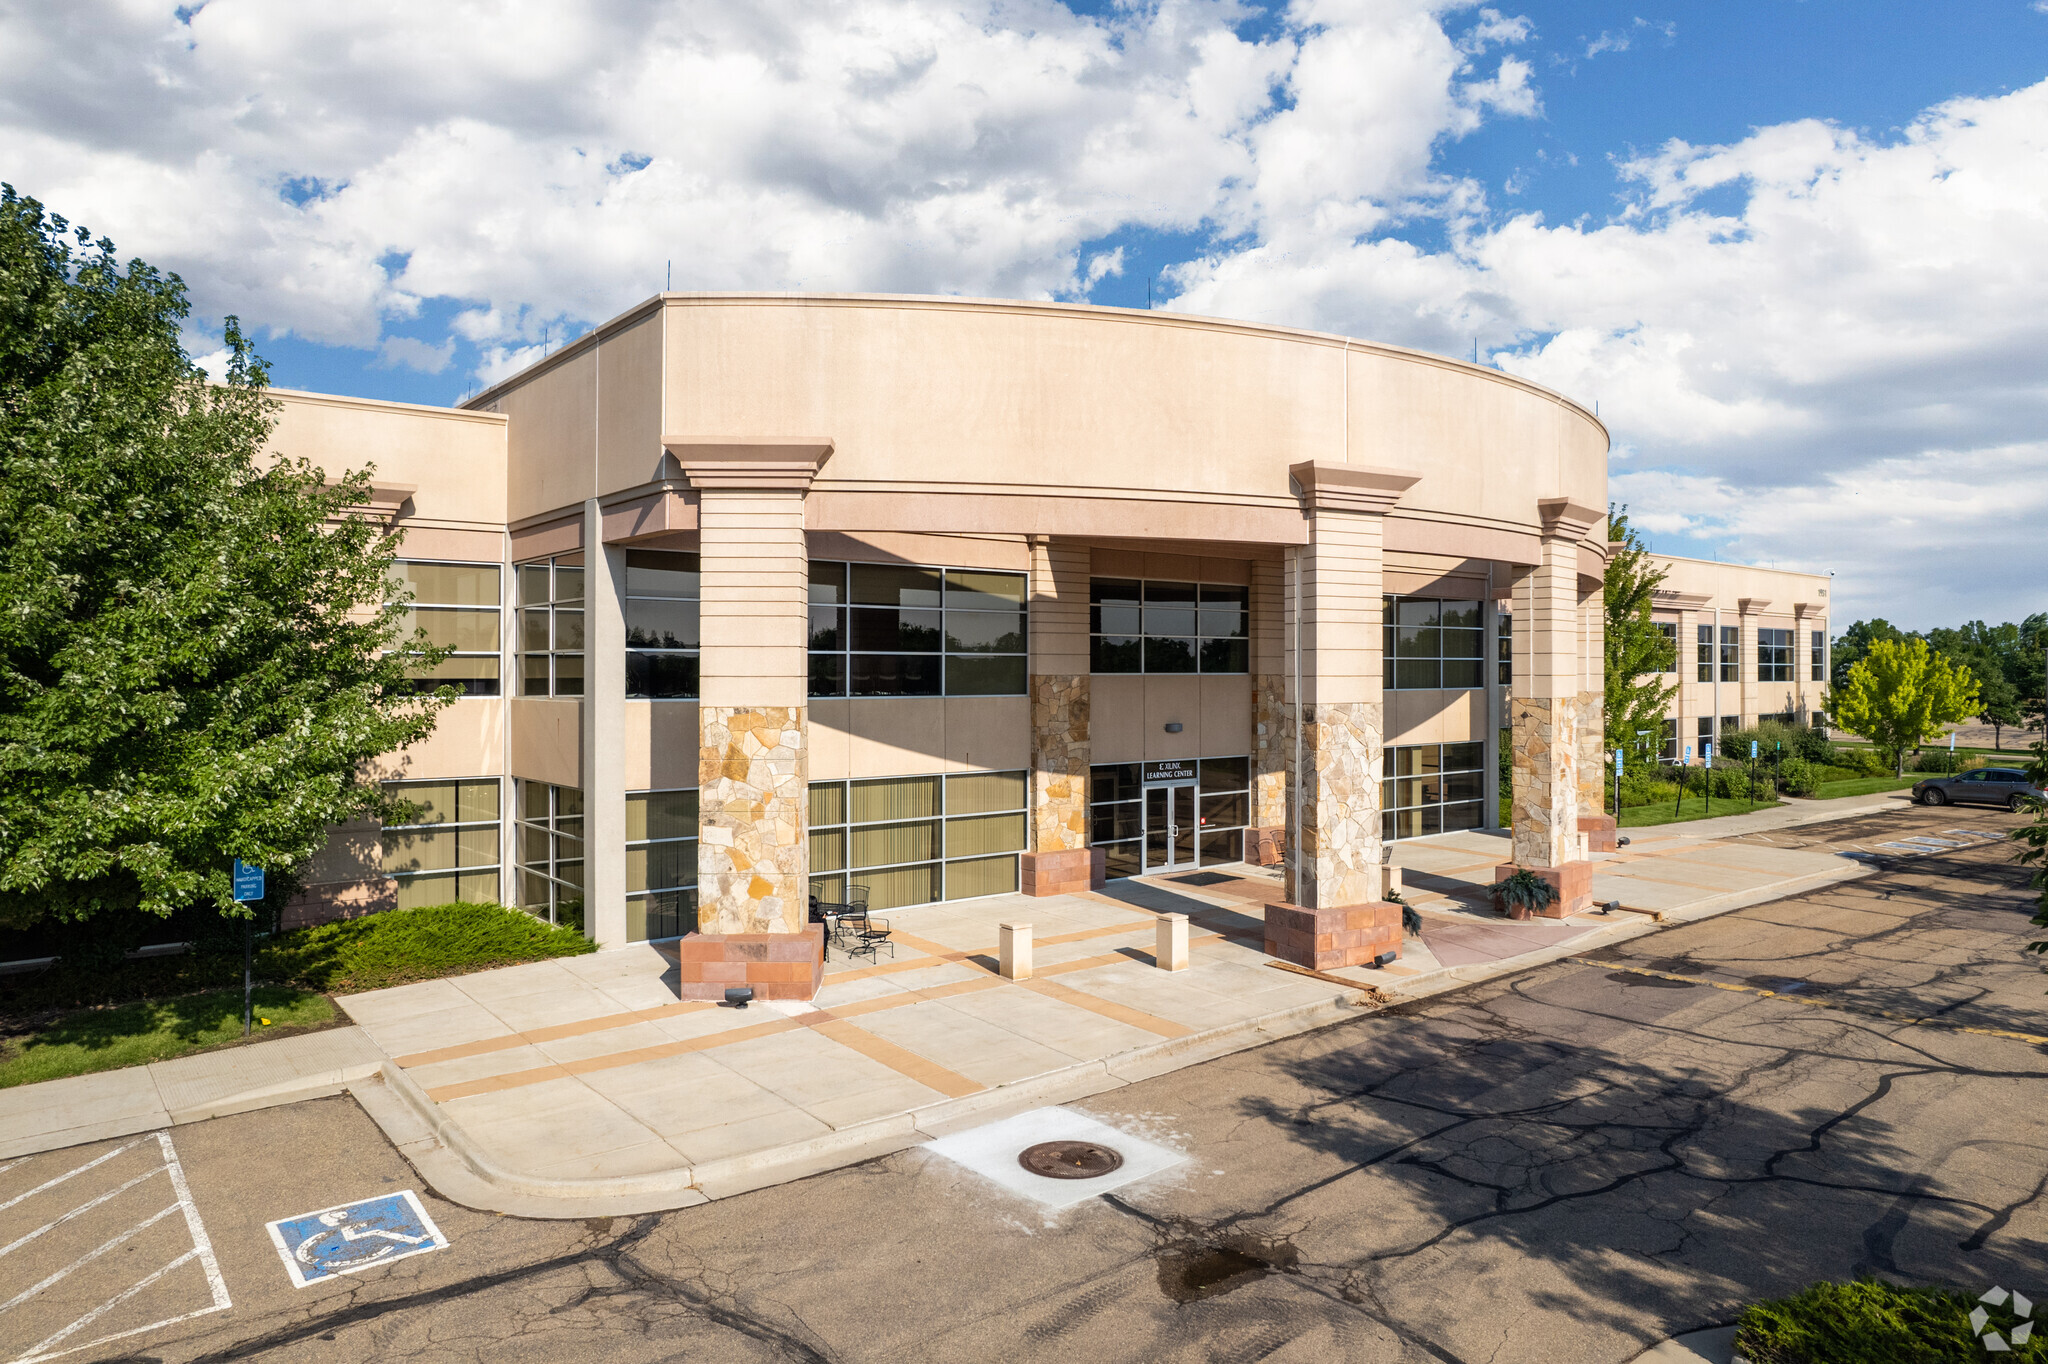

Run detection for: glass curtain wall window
[[1719, 626, 1740, 682], [517, 783, 584, 931], [1698, 716, 1715, 752], [1811, 630, 1827, 681], [1720, 714, 1740, 736], [518, 555, 584, 696], [627, 789, 697, 941], [1696, 624, 1713, 682], [626, 551, 699, 698], [1496, 609, 1512, 686], [808, 563, 1026, 697], [1660, 719, 1679, 762], [1087, 757, 1251, 878], [807, 771, 1027, 909], [381, 779, 501, 909], [1089, 579, 1249, 674], [1655, 622, 1679, 672], [1384, 598, 1483, 689], [1758, 628, 1793, 682], [1381, 743, 1485, 840], [394, 561, 501, 696]]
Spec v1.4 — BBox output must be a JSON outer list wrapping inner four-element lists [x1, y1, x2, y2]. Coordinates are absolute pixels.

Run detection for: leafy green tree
[[0, 187, 451, 929], [1830, 618, 1905, 691], [1975, 667, 2023, 752], [1825, 639, 1980, 776], [2015, 733, 2048, 963], [1603, 507, 1678, 766]]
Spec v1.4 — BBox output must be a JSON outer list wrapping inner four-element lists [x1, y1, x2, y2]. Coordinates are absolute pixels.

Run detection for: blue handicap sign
[[266, 1190, 447, 1288], [231, 859, 266, 903], [1751, 740, 1759, 759], [1614, 748, 1624, 776]]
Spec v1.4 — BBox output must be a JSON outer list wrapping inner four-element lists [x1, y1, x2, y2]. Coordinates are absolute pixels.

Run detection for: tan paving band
[[807, 1019, 985, 1098], [1571, 958, 2048, 1047], [425, 1016, 800, 1102], [393, 1000, 716, 1069], [1018, 977, 1193, 1038]]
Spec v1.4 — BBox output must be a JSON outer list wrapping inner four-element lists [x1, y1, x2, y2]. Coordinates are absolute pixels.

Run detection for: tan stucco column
[[1264, 462, 1415, 971], [582, 499, 629, 946], [1501, 498, 1601, 912], [1737, 598, 1767, 727], [669, 438, 832, 1000], [1249, 557, 1287, 864], [1023, 536, 1095, 895]]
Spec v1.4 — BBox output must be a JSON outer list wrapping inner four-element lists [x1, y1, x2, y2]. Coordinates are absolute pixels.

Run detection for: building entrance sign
[[1141, 759, 1195, 782], [1142, 781, 1196, 874]]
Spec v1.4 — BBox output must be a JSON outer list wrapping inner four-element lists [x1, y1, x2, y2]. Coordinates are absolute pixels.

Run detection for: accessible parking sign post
[[233, 859, 265, 1036]]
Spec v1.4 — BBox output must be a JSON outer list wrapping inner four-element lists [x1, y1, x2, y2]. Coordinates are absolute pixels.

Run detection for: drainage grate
[[1019, 1141, 1125, 1180], [1169, 872, 1234, 886]]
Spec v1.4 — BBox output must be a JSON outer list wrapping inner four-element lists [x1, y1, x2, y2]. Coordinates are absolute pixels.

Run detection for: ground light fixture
[[722, 987, 754, 1009], [1369, 951, 1397, 969]]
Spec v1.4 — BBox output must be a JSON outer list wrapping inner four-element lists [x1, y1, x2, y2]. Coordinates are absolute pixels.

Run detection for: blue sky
[[5, 0, 2045, 626]]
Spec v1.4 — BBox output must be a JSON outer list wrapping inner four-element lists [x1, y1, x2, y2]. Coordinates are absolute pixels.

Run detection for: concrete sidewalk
[[0, 1026, 384, 1159], [0, 796, 1915, 1214]]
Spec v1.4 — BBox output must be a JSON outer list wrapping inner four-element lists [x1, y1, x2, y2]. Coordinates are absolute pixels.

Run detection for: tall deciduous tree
[[1975, 667, 2022, 752], [1825, 639, 1980, 776], [1829, 618, 1905, 691], [1603, 507, 1678, 763], [0, 187, 451, 928]]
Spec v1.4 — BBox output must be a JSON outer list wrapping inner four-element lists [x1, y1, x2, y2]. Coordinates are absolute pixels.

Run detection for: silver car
[[1912, 766, 2046, 811]]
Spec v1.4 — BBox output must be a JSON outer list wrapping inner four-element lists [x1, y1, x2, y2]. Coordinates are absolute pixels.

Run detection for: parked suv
[[1912, 767, 2046, 812]]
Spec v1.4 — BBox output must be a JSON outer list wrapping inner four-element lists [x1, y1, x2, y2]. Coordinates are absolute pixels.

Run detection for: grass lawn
[[1618, 795, 1784, 828], [0, 986, 336, 1089], [1811, 775, 1920, 800], [1737, 1278, 2047, 1362]]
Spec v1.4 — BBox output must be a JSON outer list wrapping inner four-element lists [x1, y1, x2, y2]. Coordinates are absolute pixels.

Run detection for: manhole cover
[[1019, 1140, 1125, 1180]]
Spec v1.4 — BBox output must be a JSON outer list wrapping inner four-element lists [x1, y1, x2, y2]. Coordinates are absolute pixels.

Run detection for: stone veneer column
[[667, 438, 833, 1000], [582, 499, 629, 946], [1023, 537, 1096, 896], [1501, 498, 1602, 913], [1263, 462, 1416, 972], [1576, 588, 1616, 854], [1248, 558, 1287, 865]]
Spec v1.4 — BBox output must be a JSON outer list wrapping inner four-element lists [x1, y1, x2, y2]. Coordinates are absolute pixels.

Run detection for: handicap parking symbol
[[265, 1190, 448, 1288]]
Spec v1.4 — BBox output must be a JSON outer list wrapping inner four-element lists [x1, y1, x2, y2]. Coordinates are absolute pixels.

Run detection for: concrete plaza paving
[[2, 794, 1917, 1213]]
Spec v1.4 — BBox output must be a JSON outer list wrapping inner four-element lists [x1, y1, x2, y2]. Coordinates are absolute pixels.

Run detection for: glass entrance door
[[1142, 782, 1197, 874]]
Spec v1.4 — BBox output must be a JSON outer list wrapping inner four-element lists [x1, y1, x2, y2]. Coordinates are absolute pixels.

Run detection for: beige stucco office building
[[284, 293, 1616, 996], [1645, 556, 1832, 761]]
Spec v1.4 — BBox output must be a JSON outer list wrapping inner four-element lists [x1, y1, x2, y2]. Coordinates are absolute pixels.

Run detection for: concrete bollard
[[1156, 913, 1189, 972], [1382, 864, 1404, 900], [999, 921, 1032, 980]]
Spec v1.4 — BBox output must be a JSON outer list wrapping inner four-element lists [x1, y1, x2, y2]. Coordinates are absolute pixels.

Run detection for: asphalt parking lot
[[3, 801, 2043, 1363]]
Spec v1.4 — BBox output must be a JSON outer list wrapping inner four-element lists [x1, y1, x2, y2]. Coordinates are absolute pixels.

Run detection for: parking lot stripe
[[15, 1248, 206, 1364], [0, 1140, 145, 1217], [0, 1201, 182, 1317], [0, 1163, 167, 1261], [158, 1132, 230, 1315]]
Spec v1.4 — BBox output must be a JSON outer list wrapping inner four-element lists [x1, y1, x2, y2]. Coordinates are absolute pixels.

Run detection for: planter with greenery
[[1489, 869, 1557, 921]]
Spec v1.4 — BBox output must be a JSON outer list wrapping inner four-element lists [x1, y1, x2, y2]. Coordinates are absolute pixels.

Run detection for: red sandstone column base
[[672, 926, 825, 1001], [1021, 849, 1094, 897], [1264, 901, 1402, 971], [1492, 861, 1595, 918], [1579, 813, 1619, 853], [1247, 827, 1286, 867]]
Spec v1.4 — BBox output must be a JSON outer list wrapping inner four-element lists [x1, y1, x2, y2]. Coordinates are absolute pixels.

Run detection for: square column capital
[[1289, 462, 1420, 514], [663, 437, 834, 491], [1537, 497, 1603, 540]]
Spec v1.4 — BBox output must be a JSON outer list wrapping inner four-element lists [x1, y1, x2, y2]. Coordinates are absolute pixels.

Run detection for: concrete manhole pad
[[927, 1108, 1185, 1210]]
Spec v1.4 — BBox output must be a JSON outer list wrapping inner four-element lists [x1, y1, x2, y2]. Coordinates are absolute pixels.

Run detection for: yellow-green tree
[[1826, 639, 1980, 776]]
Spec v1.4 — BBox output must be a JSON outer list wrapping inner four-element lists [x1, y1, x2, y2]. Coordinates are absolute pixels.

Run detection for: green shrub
[[263, 901, 595, 994], [1790, 726, 1833, 764], [1914, 748, 1964, 773], [1490, 869, 1557, 917], [1736, 1277, 2047, 1362], [1831, 745, 1892, 776], [1776, 756, 1823, 797]]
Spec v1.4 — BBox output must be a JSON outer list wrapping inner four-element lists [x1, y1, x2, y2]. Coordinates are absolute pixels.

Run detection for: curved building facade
[[277, 293, 1612, 995]]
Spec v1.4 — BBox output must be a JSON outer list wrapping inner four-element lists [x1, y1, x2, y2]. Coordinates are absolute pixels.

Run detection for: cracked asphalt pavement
[[17, 803, 2048, 1363]]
